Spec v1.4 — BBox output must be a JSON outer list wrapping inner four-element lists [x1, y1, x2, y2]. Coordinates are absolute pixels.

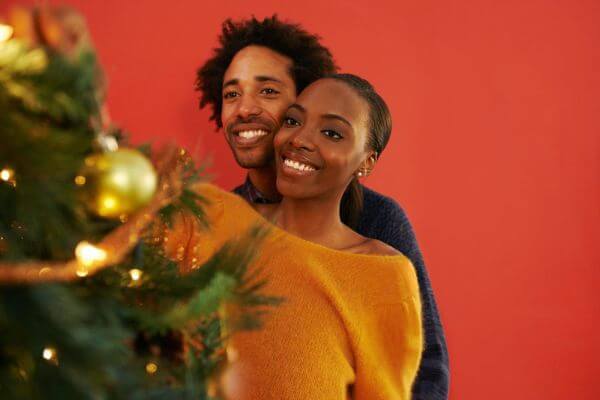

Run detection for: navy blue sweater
[[355, 186, 449, 400], [234, 179, 449, 399]]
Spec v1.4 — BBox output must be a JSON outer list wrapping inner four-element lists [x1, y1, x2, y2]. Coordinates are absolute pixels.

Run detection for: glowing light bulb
[[0, 24, 13, 43], [129, 268, 142, 281], [42, 347, 58, 364], [1, 168, 14, 181], [74, 175, 86, 185], [146, 362, 158, 374], [75, 241, 107, 277], [76, 268, 89, 278]]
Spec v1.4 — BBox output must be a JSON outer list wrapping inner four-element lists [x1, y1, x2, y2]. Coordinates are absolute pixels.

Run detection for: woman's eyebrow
[[321, 113, 352, 127], [288, 104, 351, 127], [288, 103, 306, 113]]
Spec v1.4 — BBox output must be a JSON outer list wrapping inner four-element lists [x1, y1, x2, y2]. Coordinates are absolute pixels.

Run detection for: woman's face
[[273, 78, 374, 200]]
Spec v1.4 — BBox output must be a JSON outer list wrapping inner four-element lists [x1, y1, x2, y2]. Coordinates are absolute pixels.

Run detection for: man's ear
[[356, 151, 378, 178]]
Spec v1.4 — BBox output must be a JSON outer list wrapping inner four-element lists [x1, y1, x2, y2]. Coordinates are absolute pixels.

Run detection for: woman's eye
[[261, 87, 280, 96], [283, 117, 300, 126], [322, 130, 343, 140], [223, 91, 238, 100]]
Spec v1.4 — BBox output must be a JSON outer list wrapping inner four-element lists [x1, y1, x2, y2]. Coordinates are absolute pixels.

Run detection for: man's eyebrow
[[222, 78, 238, 88], [223, 76, 282, 90], [322, 113, 352, 127], [255, 75, 283, 83]]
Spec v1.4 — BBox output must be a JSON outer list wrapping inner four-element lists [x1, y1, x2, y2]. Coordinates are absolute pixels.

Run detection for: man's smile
[[228, 122, 274, 147]]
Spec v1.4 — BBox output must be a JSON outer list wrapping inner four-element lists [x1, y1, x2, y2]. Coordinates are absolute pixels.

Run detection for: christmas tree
[[0, 6, 279, 399]]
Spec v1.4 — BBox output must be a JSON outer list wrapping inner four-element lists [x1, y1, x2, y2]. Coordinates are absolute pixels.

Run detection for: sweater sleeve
[[353, 297, 423, 399], [358, 189, 450, 400]]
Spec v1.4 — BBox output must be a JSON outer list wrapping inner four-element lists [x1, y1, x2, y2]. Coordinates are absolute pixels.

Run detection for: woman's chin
[[276, 178, 311, 200]]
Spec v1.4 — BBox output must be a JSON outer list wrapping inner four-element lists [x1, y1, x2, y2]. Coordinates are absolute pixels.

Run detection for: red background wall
[[3, 1, 599, 398]]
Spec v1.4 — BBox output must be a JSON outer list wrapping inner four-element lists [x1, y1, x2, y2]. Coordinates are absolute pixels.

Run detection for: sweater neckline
[[232, 193, 407, 262]]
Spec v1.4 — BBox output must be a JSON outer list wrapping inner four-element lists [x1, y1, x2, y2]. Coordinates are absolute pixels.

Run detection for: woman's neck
[[274, 193, 350, 247]]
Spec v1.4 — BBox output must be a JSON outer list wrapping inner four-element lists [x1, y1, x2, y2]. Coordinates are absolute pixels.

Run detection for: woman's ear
[[356, 151, 378, 178]]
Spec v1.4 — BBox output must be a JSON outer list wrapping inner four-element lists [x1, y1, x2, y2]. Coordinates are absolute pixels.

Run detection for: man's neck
[[248, 166, 281, 202]]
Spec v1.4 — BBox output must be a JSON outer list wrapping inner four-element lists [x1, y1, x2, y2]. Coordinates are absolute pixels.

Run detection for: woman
[[169, 74, 422, 399]]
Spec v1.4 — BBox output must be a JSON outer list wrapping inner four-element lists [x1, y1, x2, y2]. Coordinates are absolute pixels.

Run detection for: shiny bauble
[[80, 148, 157, 218]]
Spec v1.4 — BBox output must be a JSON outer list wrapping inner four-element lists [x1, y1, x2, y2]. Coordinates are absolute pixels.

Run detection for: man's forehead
[[223, 45, 294, 85]]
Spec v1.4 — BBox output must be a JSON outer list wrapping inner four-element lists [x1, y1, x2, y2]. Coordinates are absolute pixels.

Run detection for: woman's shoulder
[[191, 182, 256, 213], [354, 241, 420, 304], [193, 182, 272, 234], [191, 182, 239, 202], [364, 238, 402, 256]]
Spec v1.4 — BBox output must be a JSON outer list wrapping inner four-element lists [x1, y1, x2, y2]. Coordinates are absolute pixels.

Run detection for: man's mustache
[[226, 116, 278, 135]]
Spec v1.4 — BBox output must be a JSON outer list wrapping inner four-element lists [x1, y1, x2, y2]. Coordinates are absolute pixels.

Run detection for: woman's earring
[[357, 171, 364, 177]]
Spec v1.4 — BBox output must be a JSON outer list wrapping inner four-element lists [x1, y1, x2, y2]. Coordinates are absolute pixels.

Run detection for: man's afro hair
[[195, 15, 338, 127]]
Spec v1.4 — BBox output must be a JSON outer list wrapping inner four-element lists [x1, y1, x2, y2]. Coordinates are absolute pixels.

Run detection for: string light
[[75, 241, 107, 267], [145, 362, 158, 374], [0, 168, 13, 181], [128, 268, 142, 282], [74, 175, 86, 185], [42, 347, 58, 365], [75, 241, 107, 277], [0, 167, 15, 186], [76, 268, 89, 278], [0, 23, 13, 43]]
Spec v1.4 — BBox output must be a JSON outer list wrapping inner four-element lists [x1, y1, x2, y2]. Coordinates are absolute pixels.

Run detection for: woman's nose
[[290, 128, 316, 151]]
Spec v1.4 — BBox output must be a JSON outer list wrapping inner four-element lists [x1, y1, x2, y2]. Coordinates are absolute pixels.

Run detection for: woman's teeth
[[238, 130, 268, 139], [283, 158, 316, 172]]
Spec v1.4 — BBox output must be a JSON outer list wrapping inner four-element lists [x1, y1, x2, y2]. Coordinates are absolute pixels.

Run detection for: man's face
[[221, 45, 296, 169]]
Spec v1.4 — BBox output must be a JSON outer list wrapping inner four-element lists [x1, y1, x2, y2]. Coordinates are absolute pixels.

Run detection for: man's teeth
[[283, 158, 316, 172], [238, 130, 268, 139]]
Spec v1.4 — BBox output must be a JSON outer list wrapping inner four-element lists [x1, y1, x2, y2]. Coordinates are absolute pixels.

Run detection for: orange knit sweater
[[169, 183, 423, 399]]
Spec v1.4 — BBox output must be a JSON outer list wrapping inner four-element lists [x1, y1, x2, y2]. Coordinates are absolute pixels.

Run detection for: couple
[[174, 16, 448, 399]]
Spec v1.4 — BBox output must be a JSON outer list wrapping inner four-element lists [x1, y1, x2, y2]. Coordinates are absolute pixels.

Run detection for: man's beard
[[232, 144, 275, 169], [225, 115, 279, 169]]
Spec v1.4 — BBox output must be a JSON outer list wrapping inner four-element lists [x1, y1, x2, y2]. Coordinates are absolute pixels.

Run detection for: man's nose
[[237, 95, 262, 119]]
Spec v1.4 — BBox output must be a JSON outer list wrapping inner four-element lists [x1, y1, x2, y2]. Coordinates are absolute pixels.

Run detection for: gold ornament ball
[[80, 149, 157, 218]]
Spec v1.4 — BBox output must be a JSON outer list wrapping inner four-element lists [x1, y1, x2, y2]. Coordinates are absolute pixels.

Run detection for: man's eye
[[223, 91, 238, 99], [283, 117, 300, 126], [261, 88, 280, 96], [323, 130, 343, 140]]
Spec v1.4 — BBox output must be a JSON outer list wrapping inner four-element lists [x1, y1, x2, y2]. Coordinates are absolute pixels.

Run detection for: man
[[196, 16, 449, 399]]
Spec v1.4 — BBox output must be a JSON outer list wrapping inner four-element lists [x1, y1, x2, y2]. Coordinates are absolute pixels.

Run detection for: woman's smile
[[278, 149, 321, 178]]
